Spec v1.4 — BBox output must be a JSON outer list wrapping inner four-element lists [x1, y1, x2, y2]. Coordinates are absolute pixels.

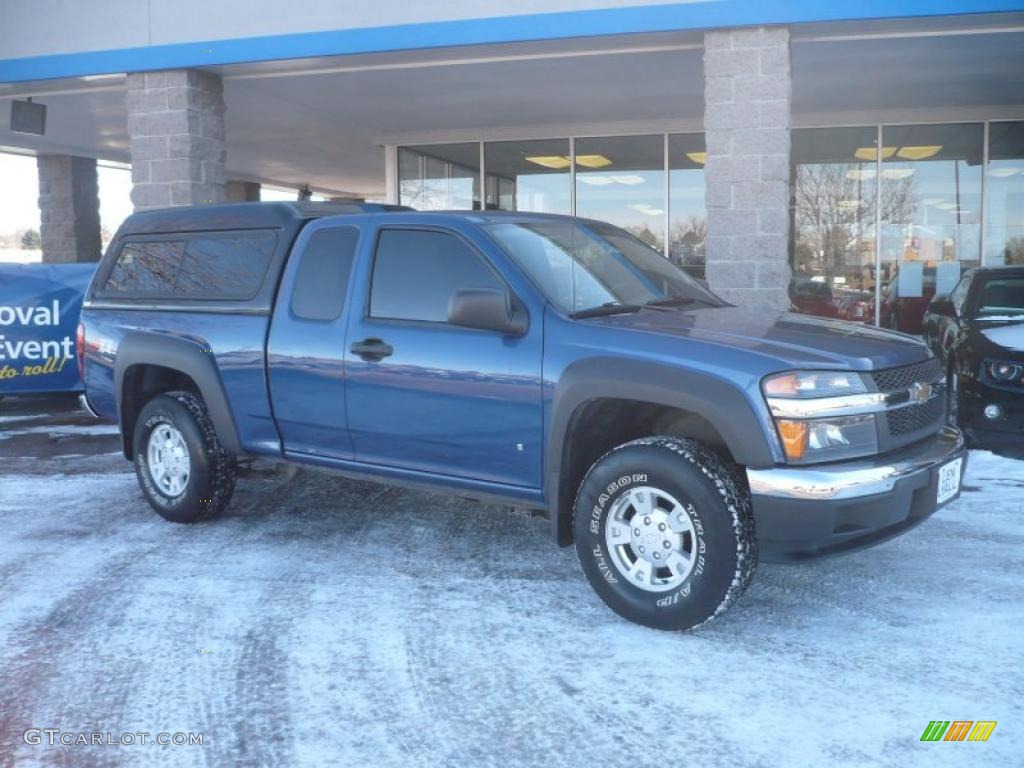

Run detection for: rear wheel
[[133, 390, 236, 523], [573, 436, 756, 631]]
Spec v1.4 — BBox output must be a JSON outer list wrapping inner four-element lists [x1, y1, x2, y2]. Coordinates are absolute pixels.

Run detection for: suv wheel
[[573, 436, 756, 631], [133, 390, 236, 523]]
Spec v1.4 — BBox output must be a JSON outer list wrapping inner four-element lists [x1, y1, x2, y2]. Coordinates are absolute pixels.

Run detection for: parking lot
[[1, 395, 1022, 767]]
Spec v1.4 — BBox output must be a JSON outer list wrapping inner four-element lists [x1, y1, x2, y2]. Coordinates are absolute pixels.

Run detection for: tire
[[132, 390, 236, 523], [573, 436, 756, 631]]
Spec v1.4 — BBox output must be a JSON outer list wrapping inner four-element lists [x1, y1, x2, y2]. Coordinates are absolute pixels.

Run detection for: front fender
[[545, 357, 779, 543]]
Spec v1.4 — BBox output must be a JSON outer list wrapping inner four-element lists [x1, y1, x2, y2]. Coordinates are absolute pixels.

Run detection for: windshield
[[484, 219, 724, 315], [977, 276, 1024, 317]]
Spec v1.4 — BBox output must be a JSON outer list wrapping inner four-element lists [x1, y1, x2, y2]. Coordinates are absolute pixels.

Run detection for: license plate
[[936, 458, 963, 505]]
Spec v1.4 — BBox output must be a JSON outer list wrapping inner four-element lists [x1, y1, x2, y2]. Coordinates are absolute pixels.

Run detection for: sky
[[0, 151, 133, 237]]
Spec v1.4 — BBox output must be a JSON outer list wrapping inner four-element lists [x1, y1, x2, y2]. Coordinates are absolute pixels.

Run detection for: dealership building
[[1, 1, 1023, 319]]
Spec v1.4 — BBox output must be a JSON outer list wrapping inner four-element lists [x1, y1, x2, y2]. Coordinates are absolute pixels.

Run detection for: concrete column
[[36, 154, 102, 263], [225, 180, 260, 201], [126, 69, 226, 211], [703, 27, 792, 311]]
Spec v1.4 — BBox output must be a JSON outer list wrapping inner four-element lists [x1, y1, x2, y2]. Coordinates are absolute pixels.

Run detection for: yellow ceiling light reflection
[[575, 154, 613, 169], [525, 156, 571, 170], [526, 154, 613, 169], [854, 147, 896, 161], [896, 145, 942, 160], [686, 151, 707, 165]]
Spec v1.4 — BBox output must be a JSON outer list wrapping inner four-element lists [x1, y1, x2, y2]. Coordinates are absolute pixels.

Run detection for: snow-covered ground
[[0, 396, 1021, 767]]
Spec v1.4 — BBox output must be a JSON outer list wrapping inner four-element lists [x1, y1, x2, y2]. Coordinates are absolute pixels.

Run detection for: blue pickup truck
[[80, 202, 966, 630]]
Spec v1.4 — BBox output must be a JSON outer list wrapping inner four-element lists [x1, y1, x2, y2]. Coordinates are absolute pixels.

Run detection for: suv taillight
[[76, 322, 86, 381]]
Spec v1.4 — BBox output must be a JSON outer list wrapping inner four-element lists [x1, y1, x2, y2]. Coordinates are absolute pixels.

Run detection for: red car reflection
[[789, 277, 841, 319], [878, 267, 937, 335]]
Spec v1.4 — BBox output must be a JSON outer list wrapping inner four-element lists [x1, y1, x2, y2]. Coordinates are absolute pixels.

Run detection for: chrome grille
[[886, 390, 946, 436], [871, 358, 943, 393]]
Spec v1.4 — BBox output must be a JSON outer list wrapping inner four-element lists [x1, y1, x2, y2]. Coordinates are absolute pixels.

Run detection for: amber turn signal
[[775, 419, 808, 461]]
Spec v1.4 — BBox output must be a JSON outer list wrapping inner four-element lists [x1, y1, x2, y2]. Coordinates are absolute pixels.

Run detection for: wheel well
[[120, 364, 200, 457], [555, 399, 736, 546]]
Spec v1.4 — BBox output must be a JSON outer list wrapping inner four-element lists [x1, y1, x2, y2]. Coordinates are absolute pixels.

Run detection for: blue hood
[[588, 306, 932, 371]]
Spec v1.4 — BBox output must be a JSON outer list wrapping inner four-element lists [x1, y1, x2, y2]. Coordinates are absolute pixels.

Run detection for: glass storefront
[[483, 138, 571, 214], [399, 144, 480, 210], [396, 121, 1023, 331], [399, 133, 707, 269], [668, 133, 707, 277], [791, 126, 879, 322], [574, 134, 666, 253], [789, 122, 1014, 333], [876, 123, 983, 333], [987, 121, 1024, 266]]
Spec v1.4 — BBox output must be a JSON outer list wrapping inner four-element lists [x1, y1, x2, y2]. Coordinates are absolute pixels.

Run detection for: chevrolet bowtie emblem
[[909, 382, 933, 404]]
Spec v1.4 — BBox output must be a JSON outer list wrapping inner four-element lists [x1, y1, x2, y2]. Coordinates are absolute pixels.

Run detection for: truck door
[[267, 223, 360, 458], [344, 224, 544, 488]]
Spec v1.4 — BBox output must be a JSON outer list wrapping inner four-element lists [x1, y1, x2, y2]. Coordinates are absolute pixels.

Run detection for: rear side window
[[370, 229, 503, 322], [104, 241, 185, 294], [103, 231, 276, 299], [291, 227, 360, 321]]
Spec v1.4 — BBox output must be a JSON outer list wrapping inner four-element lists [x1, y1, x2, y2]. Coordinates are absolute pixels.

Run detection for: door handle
[[350, 337, 394, 362]]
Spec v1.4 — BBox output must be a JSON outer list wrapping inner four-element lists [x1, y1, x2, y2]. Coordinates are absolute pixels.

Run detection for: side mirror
[[448, 289, 527, 336], [929, 295, 956, 318]]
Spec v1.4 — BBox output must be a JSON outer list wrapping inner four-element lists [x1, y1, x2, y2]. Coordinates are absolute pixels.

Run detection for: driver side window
[[369, 229, 504, 323]]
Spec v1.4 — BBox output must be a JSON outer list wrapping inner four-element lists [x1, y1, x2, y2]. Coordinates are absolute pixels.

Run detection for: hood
[[971, 318, 1024, 357], [591, 306, 931, 371]]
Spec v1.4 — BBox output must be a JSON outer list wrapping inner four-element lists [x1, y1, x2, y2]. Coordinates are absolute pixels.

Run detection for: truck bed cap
[[116, 201, 409, 237]]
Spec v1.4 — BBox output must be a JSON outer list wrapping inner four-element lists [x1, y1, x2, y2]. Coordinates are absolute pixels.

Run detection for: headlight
[[763, 370, 867, 398], [985, 360, 1023, 386], [763, 371, 877, 463], [773, 414, 879, 463]]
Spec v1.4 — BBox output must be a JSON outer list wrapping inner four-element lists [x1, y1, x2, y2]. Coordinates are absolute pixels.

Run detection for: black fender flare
[[114, 331, 242, 458], [545, 357, 777, 544]]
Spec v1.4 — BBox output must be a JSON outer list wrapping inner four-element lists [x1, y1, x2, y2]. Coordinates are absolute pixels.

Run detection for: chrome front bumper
[[746, 426, 965, 501]]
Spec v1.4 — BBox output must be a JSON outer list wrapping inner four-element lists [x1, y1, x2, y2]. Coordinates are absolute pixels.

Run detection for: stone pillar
[[126, 69, 226, 211], [225, 181, 260, 202], [36, 155, 102, 263], [703, 27, 792, 311]]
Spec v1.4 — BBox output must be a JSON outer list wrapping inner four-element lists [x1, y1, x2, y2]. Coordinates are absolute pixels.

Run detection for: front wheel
[[133, 390, 236, 523], [573, 436, 756, 631]]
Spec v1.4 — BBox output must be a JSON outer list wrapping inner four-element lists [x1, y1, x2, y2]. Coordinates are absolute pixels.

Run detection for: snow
[[0, 404, 1022, 767], [0, 423, 120, 439]]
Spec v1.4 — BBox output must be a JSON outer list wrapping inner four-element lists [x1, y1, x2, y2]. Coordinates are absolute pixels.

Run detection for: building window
[[986, 121, 1024, 266], [668, 133, 707, 278], [790, 126, 879, 323], [399, 144, 480, 210], [574, 134, 666, 253], [483, 138, 571, 214], [877, 123, 983, 333]]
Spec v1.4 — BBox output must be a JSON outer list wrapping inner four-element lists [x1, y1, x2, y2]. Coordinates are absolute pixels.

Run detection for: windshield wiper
[[643, 296, 716, 309], [569, 303, 644, 319]]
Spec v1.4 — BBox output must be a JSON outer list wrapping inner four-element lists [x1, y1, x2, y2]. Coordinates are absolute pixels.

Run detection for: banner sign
[[0, 263, 95, 395]]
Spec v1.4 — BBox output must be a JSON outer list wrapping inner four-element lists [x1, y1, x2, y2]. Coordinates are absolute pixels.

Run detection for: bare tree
[[794, 163, 916, 283]]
